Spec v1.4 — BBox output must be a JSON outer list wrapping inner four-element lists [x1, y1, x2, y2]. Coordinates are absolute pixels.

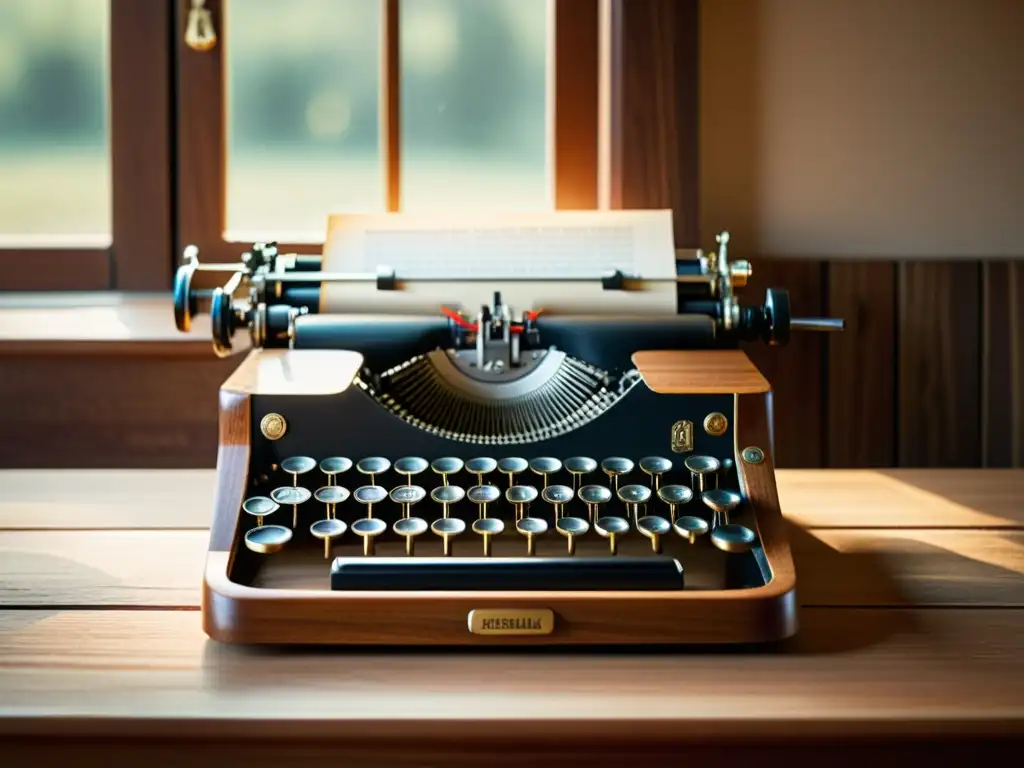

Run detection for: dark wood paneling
[[555, 0, 599, 209], [0, 251, 110, 292], [982, 261, 1024, 467], [827, 263, 897, 466], [898, 263, 982, 467], [613, 0, 699, 246], [0, 354, 237, 469], [742, 260, 825, 468], [110, 0, 173, 290]]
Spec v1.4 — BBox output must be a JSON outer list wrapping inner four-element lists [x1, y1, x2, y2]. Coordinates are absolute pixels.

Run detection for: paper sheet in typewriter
[[320, 210, 679, 316]]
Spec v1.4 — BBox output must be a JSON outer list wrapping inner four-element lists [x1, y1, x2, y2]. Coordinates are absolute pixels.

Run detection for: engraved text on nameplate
[[468, 609, 555, 636]]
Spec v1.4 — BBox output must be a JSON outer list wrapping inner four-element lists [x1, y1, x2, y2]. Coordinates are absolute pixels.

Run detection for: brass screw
[[742, 446, 765, 464], [260, 413, 287, 440], [703, 412, 728, 436]]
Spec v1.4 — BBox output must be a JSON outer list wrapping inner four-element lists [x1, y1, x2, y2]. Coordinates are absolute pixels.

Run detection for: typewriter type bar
[[330, 557, 685, 591]]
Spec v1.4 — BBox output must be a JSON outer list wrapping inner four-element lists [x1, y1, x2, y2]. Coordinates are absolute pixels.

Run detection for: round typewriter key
[[281, 456, 316, 487], [431, 516, 466, 556], [497, 457, 529, 488], [314, 485, 349, 520], [356, 456, 391, 484], [658, 484, 693, 523], [351, 517, 387, 556], [601, 457, 634, 491], [637, 515, 671, 554], [271, 485, 312, 528], [541, 484, 574, 520], [390, 484, 426, 519], [595, 516, 629, 555], [684, 455, 720, 493], [394, 457, 429, 484], [556, 516, 589, 555], [639, 456, 673, 490], [702, 488, 742, 528], [617, 484, 652, 525], [431, 484, 465, 518], [319, 456, 352, 483], [393, 516, 428, 556], [673, 515, 709, 544], [468, 484, 501, 519], [244, 524, 292, 555], [578, 484, 612, 523], [710, 523, 757, 554], [564, 456, 597, 491], [516, 516, 548, 556], [431, 457, 464, 486], [529, 457, 562, 489], [472, 516, 505, 556], [310, 518, 347, 559], [353, 485, 388, 519], [506, 484, 538, 522], [242, 496, 279, 527], [466, 457, 497, 486]]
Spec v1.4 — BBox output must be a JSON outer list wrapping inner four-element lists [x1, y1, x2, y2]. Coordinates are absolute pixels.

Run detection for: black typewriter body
[[178, 223, 842, 645]]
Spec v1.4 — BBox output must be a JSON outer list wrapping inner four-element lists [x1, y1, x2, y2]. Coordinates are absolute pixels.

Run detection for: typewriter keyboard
[[239, 454, 762, 591]]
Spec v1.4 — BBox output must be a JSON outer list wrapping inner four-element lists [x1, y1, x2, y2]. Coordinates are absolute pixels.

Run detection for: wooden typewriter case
[[204, 348, 796, 645]]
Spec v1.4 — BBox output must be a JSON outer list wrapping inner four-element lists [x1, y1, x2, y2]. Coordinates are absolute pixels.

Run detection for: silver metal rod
[[791, 317, 845, 332], [260, 271, 654, 284]]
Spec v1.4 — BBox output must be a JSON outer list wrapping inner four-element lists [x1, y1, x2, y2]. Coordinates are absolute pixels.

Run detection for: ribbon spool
[[185, 0, 217, 52]]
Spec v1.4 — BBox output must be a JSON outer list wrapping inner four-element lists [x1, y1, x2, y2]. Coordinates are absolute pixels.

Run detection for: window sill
[[0, 292, 223, 357]]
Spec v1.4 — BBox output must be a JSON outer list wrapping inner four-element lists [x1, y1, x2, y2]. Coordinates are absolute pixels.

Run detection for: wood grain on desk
[[0, 468, 1022, 759]]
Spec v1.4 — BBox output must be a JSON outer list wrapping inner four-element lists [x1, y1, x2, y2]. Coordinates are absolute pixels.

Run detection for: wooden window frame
[[176, 0, 602, 263], [0, 0, 174, 292]]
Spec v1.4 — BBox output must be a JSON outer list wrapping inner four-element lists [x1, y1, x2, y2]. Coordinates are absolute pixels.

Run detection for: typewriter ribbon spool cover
[[320, 210, 680, 316]]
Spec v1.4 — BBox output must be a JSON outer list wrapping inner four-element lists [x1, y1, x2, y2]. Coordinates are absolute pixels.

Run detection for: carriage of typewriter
[[174, 211, 843, 645]]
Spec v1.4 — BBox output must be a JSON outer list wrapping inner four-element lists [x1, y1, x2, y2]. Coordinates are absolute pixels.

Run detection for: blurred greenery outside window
[[0, 0, 110, 244], [225, 0, 550, 240]]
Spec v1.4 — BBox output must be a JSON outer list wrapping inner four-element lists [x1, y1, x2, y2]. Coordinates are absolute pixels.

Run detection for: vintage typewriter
[[174, 211, 843, 645]]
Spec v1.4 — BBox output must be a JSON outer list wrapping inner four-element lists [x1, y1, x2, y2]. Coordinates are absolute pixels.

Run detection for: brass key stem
[[609, 533, 618, 556], [257, 515, 263, 527], [526, 533, 536, 556], [483, 533, 492, 557], [364, 536, 374, 556], [567, 536, 576, 556], [443, 502, 450, 519], [443, 535, 452, 556], [476, 472, 484, 487], [367, 503, 374, 520], [323, 537, 331, 559], [669, 504, 677, 524], [480, 502, 488, 520], [406, 536, 415, 556], [650, 533, 661, 554], [292, 504, 298, 528]]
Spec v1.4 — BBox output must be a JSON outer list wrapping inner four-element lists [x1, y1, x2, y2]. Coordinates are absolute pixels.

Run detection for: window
[[0, 0, 172, 291], [0, 0, 695, 290], [0, 0, 110, 243], [178, 0, 599, 260]]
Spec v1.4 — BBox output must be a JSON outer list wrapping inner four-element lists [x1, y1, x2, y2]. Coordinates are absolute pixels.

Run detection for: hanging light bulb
[[185, 0, 217, 52]]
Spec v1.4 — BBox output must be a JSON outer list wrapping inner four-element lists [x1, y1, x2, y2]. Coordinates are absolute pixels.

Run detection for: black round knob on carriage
[[173, 253, 198, 333]]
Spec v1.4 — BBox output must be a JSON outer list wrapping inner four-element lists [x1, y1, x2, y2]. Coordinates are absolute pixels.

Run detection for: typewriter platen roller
[[176, 212, 843, 645]]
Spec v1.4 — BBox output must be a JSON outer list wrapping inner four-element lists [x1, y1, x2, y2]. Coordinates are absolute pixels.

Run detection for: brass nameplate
[[468, 609, 555, 636]]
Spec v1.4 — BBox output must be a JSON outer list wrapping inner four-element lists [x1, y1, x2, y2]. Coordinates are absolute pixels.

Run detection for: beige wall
[[700, 0, 1024, 257]]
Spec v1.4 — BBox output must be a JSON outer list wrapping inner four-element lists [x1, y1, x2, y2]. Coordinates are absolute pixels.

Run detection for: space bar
[[330, 557, 684, 590]]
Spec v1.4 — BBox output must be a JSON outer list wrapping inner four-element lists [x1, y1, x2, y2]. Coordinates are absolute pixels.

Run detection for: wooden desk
[[1, 469, 1023, 765]]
